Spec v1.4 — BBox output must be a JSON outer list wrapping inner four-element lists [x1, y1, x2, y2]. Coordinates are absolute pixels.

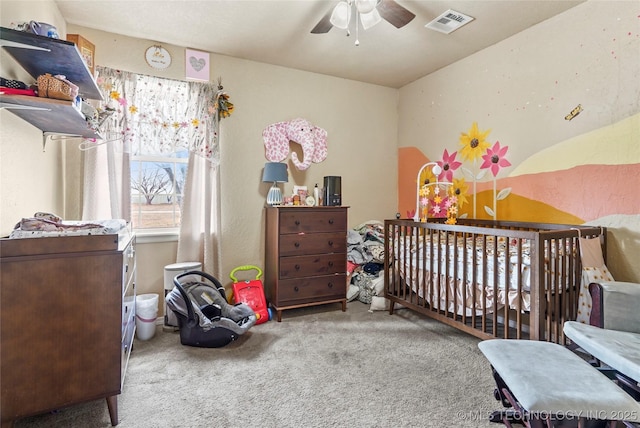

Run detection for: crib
[[383, 218, 605, 345]]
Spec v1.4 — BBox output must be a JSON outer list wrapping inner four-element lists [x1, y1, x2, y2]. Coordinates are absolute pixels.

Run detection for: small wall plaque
[[185, 48, 210, 81], [145, 45, 172, 69]]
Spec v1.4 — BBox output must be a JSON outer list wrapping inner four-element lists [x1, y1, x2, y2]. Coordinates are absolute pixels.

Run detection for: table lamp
[[262, 162, 288, 206]]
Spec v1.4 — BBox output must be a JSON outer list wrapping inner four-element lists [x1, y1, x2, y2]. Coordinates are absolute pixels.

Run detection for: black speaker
[[323, 176, 341, 206]]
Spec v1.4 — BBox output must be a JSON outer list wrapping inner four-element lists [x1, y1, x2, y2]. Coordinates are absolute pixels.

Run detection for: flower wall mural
[[398, 114, 639, 227], [458, 121, 491, 217], [412, 122, 512, 223], [479, 141, 512, 219]]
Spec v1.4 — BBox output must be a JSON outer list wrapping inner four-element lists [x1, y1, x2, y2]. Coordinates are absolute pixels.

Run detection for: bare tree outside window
[[131, 164, 171, 205], [130, 155, 187, 229]]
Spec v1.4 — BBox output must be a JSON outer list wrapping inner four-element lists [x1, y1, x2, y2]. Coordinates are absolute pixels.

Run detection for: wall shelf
[[1, 27, 102, 100], [0, 94, 101, 139], [0, 27, 103, 144]]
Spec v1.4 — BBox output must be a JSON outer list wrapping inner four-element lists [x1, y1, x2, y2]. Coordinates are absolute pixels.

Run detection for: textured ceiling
[[55, 0, 583, 88]]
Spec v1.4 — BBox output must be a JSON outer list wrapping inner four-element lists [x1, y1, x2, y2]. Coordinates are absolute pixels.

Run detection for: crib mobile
[[414, 162, 458, 224]]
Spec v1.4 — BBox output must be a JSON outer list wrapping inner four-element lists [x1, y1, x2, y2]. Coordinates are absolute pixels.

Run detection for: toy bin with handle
[[229, 265, 270, 325]]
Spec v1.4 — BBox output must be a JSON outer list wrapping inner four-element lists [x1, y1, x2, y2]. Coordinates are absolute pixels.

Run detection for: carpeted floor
[[14, 302, 500, 427]]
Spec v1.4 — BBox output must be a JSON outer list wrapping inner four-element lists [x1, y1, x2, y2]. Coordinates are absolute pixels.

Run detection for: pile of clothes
[[346, 220, 388, 311]]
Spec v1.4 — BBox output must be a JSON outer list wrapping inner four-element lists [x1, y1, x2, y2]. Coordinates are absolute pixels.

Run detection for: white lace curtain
[[84, 66, 227, 274], [95, 66, 221, 162]]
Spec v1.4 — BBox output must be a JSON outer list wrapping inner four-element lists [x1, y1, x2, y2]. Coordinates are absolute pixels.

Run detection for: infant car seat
[[166, 270, 257, 348]]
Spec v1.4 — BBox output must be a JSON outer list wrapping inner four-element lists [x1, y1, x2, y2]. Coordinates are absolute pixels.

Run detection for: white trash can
[[164, 262, 202, 329], [136, 293, 159, 341]]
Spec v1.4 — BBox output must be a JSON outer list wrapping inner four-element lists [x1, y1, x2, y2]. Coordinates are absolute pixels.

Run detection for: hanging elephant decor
[[262, 118, 328, 171]]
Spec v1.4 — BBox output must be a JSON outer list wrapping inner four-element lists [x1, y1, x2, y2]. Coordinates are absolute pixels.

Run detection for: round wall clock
[[145, 45, 172, 69]]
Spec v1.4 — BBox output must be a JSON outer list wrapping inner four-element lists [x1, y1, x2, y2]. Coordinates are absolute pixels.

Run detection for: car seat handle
[[174, 270, 227, 302]]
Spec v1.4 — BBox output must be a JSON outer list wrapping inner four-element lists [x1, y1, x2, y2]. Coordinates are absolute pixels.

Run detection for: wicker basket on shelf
[[37, 73, 78, 101]]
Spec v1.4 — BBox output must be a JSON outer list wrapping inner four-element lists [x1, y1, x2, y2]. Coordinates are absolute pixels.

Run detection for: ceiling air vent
[[425, 9, 474, 34]]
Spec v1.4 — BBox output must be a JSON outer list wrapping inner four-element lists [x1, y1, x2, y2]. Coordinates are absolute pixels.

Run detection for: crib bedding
[[394, 233, 575, 314], [384, 219, 606, 344], [396, 234, 532, 288], [397, 263, 529, 315]]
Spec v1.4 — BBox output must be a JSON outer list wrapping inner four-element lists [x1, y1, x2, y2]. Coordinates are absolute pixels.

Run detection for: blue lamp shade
[[262, 162, 288, 206]]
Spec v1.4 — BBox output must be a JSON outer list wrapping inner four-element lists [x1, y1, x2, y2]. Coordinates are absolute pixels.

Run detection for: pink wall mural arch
[[399, 115, 640, 225]]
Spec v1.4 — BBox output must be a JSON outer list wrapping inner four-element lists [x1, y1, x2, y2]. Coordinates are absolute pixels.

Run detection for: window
[[96, 66, 221, 230], [130, 152, 188, 229]]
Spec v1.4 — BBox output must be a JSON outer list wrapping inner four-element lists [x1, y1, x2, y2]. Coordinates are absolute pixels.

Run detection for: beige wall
[[0, 1, 69, 230]]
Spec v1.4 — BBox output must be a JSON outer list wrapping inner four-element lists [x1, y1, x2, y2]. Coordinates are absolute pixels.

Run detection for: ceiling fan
[[311, 0, 416, 40]]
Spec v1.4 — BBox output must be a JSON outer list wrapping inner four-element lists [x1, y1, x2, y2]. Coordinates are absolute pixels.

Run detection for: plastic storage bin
[[136, 293, 159, 341]]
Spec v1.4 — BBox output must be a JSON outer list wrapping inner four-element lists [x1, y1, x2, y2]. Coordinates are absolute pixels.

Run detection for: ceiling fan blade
[[311, 7, 334, 33], [377, 0, 416, 28]]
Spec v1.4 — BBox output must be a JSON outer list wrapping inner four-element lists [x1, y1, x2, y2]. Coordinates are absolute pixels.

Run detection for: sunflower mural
[[459, 122, 491, 161], [457, 122, 512, 220], [459, 122, 491, 217], [411, 122, 512, 223]]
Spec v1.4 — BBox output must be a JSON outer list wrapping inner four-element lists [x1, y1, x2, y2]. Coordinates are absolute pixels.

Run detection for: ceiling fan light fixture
[[330, 1, 351, 29], [355, 0, 378, 14], [360, 8, 382, 30]]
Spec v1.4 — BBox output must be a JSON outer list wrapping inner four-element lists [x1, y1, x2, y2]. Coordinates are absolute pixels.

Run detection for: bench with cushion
[[480, 281, 640, 427], [565, 281, 640, 401], [479, 339, 640, 427]]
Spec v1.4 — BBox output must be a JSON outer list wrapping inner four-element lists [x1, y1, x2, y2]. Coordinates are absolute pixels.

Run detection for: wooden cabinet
[[265, 206, 348, 321], [0, 232, 135, 427], [0, 26, 103, 143]]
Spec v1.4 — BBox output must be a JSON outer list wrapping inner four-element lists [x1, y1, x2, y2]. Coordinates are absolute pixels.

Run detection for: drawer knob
[[295, 264, 300, 270], [328, 240, 334, 246], [294, 242, 300, 248], [328, 282, 333, 288], [294, 286, 299, 292], [295, 220, 300, 226], [328, 219, 334, 224], [328, 261, 334, 267]]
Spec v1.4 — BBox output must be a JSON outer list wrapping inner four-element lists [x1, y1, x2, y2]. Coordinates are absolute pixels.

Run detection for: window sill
[[134, 229, 179, 244]]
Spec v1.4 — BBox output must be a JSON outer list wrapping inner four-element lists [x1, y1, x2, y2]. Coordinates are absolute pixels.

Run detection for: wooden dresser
[[0, 231, 136, 427], [265, 206, 348, 321]]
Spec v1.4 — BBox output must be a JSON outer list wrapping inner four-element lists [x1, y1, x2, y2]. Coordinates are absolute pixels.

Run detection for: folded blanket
[[10, 212, 127, 238]]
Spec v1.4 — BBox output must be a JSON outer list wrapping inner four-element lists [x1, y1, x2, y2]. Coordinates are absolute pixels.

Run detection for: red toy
[[229, 265, 270, 325]]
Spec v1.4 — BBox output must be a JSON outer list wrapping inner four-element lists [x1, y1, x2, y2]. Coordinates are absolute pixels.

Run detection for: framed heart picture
[[185, 48, 210, 81]]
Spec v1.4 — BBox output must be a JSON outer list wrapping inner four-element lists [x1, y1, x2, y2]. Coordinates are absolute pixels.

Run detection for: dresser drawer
[[122, 292, 135, 338], [122, 243, 135, 294], [279, 209, 347, 234], [279, 232, 346, 256], [279, 253, 346, 279], [276, 275, 346, 306], [121, 316, 135, 386]]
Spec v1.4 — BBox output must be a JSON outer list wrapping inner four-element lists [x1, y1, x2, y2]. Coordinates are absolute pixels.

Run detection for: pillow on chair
[[576, 237, 614, 324]]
